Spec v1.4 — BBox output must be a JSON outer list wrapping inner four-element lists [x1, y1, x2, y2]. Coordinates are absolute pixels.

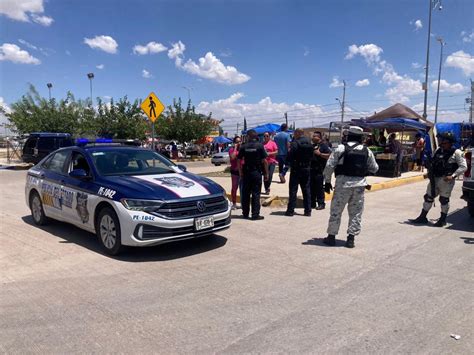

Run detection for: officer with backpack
[[322, 126, 379, 248], [410, 132, 466, 227], [285, 128, 314, 217]]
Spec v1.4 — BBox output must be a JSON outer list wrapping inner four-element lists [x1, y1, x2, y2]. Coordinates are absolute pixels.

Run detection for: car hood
[[97, 172, 225, 201]]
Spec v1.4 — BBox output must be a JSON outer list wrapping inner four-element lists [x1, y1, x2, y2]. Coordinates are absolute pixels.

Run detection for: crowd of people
[[226, 124, 467, 248]]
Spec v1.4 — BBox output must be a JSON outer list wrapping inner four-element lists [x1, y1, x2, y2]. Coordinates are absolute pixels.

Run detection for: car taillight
[[465, 151, 472, 178]]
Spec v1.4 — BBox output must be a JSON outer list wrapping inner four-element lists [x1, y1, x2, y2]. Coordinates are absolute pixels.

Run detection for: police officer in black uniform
[[237, 130, 269, 220], [310, 131, 332, 210], [285, 128, 314, 216]]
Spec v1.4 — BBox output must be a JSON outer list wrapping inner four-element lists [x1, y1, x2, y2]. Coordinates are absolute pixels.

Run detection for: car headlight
[[121, 198, 164, 212]]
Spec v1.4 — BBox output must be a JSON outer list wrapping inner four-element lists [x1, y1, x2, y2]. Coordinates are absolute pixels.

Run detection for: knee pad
[[424, 194, 434, 203], [439, 196, 449, 205]]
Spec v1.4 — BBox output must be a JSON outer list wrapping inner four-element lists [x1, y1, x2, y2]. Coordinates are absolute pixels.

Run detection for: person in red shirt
[[228, 136, 242, 208], [263, 132, 278, 194]]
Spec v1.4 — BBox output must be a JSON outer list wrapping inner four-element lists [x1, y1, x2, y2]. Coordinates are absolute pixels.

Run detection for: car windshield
[[91, 148, 176, 176]]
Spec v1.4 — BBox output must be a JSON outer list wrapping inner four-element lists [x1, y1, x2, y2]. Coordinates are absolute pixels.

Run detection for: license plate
[[195, 216, 214, 231]]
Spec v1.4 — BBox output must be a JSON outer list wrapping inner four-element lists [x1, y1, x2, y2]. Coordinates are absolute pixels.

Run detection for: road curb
[[0, 164, 32, 170], [226, 174, 427, 208]]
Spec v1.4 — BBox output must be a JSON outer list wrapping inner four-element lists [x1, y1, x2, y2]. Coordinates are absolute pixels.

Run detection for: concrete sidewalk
[[200, 170, 427, 205]]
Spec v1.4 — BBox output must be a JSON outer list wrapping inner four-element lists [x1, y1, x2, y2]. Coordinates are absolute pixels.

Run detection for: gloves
[[324, 182, 333, 194]]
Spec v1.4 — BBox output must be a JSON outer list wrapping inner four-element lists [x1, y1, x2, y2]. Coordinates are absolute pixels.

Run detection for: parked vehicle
[[22, 133, 73, 164], [211, 148, 231, 166], [461, 148, 474, 217], [25, 139, 231, 255]]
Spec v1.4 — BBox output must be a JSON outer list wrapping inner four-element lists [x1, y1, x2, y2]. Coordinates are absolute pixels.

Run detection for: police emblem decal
[[154, 177, 195, 188], [196, 200, 206, 212]]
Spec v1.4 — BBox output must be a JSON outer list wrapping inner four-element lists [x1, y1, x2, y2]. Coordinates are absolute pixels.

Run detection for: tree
[[157, 98, 216, 146]]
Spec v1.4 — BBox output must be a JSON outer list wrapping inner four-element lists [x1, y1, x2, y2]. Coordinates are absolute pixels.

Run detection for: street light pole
[[434, 37, 445, 124], [47, 83, 52, 101], [87, 73, 94, 106], [422, 0, 443, 119], [182, 86, 192, 103]]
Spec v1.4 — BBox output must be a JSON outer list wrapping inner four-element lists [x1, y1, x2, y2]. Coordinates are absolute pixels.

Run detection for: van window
[[47, 151, 69, 174], [24, 137, 38, 151], [37, 137, 56, 150], [58, 138, 73, 148]]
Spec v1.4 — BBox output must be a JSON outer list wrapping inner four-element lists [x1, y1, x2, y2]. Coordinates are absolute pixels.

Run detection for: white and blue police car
[[25, 139, 231, 255]]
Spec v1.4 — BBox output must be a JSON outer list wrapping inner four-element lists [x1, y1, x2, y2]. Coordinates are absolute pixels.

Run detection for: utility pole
[[47, 83, 52, 101], [341, 80, 346, 123], [434, 37, 445, 124], [236, 122, 240, 136], [470, 79, 473, 124], [285, 112, 288, 126], [87, 73, 94, 106]]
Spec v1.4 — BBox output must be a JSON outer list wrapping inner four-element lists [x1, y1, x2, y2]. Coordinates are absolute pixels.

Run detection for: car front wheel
[[30, 191, 49, 225], [96, 207, 123, 255]]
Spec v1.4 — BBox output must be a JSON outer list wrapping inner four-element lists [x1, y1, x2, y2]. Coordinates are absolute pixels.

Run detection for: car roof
[[28, 132, 72, 138]]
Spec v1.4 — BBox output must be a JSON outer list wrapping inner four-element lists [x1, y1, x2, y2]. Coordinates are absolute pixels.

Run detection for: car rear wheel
[[96, 207, 123, 255], [30, 191, 49, 225]]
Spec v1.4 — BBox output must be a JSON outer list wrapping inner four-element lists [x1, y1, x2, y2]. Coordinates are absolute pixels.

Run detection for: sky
[[0, 0, 473, 135]]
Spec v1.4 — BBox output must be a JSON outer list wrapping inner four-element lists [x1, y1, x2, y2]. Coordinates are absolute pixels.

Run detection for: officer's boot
[[323, 234, 336, 246], [410, 209, 429, 224], [345, 234, 355, 248], [433, 213, 447, 227]]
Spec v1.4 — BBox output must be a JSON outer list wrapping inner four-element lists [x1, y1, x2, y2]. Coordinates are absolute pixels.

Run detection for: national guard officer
[[237, 130, 269, 220], [310, 131, 331, 210], [322, 126, 379, 248], [285, 128, 314, 217], [410, 132, 467, 227]]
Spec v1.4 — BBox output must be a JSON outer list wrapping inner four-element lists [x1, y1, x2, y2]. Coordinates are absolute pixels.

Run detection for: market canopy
[[242, 123, 282, 135], [366, 103, 434, 127], [351, 117, 429, 131], [212, 135, 232, 144]]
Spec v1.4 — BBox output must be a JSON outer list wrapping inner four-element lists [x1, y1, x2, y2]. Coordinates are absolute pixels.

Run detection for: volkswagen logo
[[196, 200, 206, 212]]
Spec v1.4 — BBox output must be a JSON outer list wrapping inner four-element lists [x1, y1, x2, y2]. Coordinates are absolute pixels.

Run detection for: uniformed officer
[[410, 132, 467, 227], [237, 130, 269, 220], [285, 128, 314, 217], [310, 131, 331, 210], [322, 126, 379, 248]]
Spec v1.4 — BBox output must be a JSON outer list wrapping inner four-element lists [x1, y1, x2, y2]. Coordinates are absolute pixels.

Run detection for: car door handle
[[60, 179, 65, 184], [39, 173, 45, 179]]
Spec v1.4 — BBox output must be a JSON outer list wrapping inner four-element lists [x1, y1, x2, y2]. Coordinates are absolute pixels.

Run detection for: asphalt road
[[1, 170, 473, 354]]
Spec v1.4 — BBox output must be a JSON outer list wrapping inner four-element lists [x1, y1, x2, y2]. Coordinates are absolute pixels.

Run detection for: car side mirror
[[177, 164, 187, 172], [69, 169, 91, 180]]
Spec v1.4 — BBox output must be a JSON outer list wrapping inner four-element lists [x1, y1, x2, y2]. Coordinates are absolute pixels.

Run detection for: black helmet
[[437, 132, 455, 143]]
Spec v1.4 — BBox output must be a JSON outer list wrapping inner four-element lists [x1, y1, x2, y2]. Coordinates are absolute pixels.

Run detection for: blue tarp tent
[[242, 123, 283, 135], [212, 135, 232, 144]]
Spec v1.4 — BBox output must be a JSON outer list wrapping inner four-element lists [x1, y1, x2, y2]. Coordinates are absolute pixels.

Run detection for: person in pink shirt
[[229, 136, 242, 208], [263, 132, 278, 194]]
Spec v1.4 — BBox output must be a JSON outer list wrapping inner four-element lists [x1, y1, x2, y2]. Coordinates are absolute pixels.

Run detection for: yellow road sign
[[141, 92, 165, 122]]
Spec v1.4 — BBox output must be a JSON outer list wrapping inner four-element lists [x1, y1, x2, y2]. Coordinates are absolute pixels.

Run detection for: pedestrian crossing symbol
[[141, 92, 165, 122]]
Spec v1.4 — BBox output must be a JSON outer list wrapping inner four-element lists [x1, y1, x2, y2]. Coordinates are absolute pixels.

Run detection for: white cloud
[[413, 19, 423, 31], [18, 39, 37, 50], [355, 79, 370, 87], [65, 50, 71, 56], [0, 43, 40, 64], [303, 46, 310, 56], [0, 0, 53, 26], [31, 13, 52, 26], [0, 97, 12, 114], [412, 102, 469, 123], [411, 62, 422, 69], [461, 31, 474, 43], [345, 44, 383, 64], [445, 50, 474, 76], [96, 64, 104, 70], [219, 49, 232, 58], [329, 76, 344, 88], [142, 69, 152, 78], [197, 93, 342, 132], [430, 79, 466, 93], [84, 35, 118, 54], [133, 41, 167, 55], [168, 41, 250, 85]]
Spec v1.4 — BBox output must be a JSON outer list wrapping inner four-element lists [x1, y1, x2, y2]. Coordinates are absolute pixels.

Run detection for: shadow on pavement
[[460, 237, 474, 244], [21, 215, 228, 261], [302, 237, 346, 248], [445, 207, 474, 233]]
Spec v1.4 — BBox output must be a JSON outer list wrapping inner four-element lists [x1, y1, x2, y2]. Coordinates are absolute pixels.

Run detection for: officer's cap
[[344, 126, 364, 135], [437, 132, 455, 143]]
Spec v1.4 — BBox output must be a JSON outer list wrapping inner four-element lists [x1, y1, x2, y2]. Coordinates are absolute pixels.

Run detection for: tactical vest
[[335, 143, 369, 177], [292, 137, 314, 168], [432, 148, 458, 177]]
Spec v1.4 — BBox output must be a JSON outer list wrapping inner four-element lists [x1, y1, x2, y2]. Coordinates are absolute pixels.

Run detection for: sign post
[[140, 91, 165, 154]]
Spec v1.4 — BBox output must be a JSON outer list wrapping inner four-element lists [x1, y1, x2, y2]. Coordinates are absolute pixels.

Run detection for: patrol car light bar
[[121, 198, 164, 212], [76, 138, 141, 146]]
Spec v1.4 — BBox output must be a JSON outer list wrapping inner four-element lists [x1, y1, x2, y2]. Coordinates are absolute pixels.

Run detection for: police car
[[25, 139, 232, 255]]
